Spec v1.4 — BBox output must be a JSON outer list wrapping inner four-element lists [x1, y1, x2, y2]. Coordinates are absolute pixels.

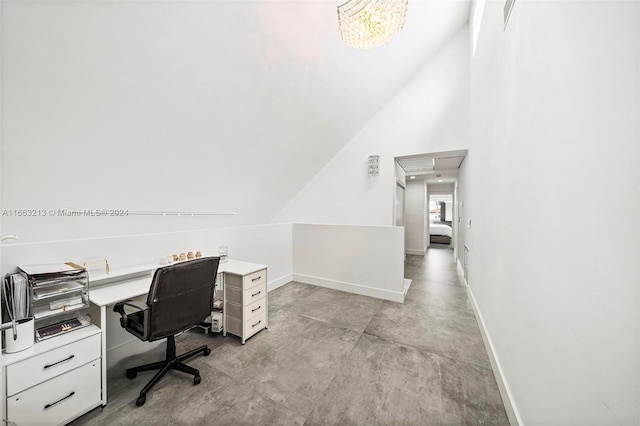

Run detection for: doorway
[[428, 192, 454, 248], [394, 150, 467, 256]]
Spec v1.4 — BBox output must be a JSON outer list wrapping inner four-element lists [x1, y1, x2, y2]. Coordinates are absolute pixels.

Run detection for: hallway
[[397, 247, 492, 368], [74, 248, 508, 425]]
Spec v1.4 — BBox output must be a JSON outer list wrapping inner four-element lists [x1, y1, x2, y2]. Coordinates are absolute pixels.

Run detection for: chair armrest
[[113, 300, 148, 329]]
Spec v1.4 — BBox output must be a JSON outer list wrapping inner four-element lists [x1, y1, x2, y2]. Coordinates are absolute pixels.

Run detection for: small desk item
[[35, 315, 91, 340], [83, 258, 110, 276]]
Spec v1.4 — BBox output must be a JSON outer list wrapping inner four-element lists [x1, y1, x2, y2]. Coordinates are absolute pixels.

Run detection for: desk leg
[[221, 272, 227, 337], [89, 302, 108, 406], [100, 305, 108, 406]]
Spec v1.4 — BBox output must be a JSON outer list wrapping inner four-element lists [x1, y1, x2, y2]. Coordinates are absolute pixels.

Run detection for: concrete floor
[[72, 247, 509, 425]]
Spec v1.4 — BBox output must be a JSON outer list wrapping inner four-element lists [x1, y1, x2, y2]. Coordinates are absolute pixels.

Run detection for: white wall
[[405, 180, 427, 255], [272, 27, 470, 225], [457, 163, 470, 273], [427, 183, 455, 194], [1, 223, 294, 292], [460, 1, 640, 424], [444, 201, 453, 223], [292, 224, 405, 302]]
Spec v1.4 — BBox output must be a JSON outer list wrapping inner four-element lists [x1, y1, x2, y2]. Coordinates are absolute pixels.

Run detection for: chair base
[[126, 335, 211, 406]]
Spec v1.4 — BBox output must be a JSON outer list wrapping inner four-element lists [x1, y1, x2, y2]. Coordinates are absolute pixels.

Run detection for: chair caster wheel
[[204, 348, 211, 356], [194, 375, 201, 385], [136, 394, 146, 406], [126, 371, 137, 379]]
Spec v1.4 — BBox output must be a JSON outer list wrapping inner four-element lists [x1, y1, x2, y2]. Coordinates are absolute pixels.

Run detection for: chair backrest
[[145, 257, 220, 341]]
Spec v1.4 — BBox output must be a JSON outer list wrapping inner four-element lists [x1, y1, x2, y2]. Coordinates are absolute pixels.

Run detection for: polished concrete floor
[[72, 247, 508, 425]]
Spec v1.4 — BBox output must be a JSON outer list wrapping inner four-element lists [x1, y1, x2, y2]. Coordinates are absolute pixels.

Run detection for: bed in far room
[[430, 223, 452, 244]]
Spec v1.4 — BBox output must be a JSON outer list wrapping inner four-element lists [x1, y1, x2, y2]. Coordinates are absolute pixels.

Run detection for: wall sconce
[[368, 155, 380, 181]]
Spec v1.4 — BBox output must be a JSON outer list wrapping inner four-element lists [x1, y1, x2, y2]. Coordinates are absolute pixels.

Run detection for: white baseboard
[[292, 273, 405, 303], [403, 279, 412, 298], [405, 248, 426, 255], [457, 258, 466, 285], [268, 274, 293, 292], [466, 286, 522, 426], [406, 241, 429, 256]]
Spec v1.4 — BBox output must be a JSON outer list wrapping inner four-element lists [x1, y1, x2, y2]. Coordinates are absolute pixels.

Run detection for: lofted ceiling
[[242, 0, 471, 214], [1, 0, 472, 240], [195, 0, 473, 208]]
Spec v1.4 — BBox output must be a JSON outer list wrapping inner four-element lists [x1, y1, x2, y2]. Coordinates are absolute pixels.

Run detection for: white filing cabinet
[[223, 267, 268, 344], [2, 326, 102, 426]]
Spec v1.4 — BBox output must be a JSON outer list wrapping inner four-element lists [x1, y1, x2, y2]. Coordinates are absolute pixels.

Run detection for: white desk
[[88, 259, 267, 406]]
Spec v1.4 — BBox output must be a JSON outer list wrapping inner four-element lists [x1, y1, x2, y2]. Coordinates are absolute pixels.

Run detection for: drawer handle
[[251, 290, 261, 297], [251, 306, 261, 313], [44, 391, 75, 409], [252, 320, 262, 328], [251, 276, 262, 282], [44, 355, 75, 369]]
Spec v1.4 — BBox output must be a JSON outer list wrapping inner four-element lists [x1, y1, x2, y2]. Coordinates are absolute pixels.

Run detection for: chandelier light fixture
[[337, 0, 409, 49]]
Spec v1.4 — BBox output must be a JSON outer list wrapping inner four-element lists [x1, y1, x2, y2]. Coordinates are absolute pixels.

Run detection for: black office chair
[[113, 257, 220, 406]]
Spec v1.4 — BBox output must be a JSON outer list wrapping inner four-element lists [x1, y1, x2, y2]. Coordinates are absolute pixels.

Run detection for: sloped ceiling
[[1, 0, 470, 241]]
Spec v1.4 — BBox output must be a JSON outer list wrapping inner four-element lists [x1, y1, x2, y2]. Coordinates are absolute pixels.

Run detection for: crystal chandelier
[[337, 0, 409, 50]]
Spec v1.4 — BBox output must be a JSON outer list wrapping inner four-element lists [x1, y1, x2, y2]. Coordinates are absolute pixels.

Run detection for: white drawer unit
[[6, 333, 101, 396], [2, 326, 102, 426], [223, 267, 268, 344], [7, 360, 101, 426]]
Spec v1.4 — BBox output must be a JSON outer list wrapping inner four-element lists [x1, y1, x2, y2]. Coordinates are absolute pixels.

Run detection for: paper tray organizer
[[18, 263, 92, 341]]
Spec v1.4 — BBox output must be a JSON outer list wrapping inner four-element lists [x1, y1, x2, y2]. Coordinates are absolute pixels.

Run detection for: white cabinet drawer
[[225, 269, 266, 290], [242, 269, 266, 289], [7, 359, 101, 426], [244, 298, 266, 320], [244, 283, 266, 305], [6, 333, 101, 396], [243, 311, 266, 340]]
